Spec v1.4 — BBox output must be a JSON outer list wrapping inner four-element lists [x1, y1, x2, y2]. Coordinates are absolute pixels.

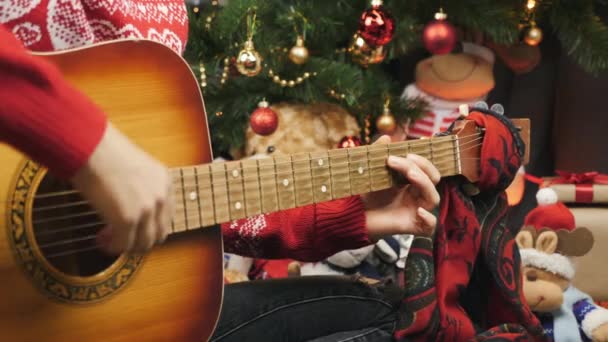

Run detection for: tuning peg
[[474, 101, 488, 110], [490, 103, 505, 115]]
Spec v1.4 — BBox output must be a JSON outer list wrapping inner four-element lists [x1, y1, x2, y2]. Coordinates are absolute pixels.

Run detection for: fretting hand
[[362, 135, 441, 241]]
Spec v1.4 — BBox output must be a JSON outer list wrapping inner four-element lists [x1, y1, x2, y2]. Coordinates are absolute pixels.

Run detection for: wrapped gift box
[[543, 172, 608, 204], [571, 207, 608, 301]]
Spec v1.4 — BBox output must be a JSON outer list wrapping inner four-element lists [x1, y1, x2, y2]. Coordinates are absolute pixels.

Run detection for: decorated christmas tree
[[183, 0, 608, 156]]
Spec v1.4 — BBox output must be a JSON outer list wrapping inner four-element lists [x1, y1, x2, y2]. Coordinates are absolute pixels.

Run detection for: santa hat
[[518, 188, 578, 280]]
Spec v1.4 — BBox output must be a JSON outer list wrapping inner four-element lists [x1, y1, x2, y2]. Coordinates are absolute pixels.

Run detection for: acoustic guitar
[[0, 39, 530, 341]]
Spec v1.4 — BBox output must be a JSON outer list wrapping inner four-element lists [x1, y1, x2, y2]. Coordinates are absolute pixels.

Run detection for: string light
[[220, 57, 230, 85], [198, 62, 207, 88], [526, 0, 536, 10], [364, 115, 371, 144], [267, 69, 317, 88], [328, 89, 346, 100]]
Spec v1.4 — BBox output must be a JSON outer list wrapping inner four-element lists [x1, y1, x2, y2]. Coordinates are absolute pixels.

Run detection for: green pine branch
[[549, 0, 608, 75], [183, 0, 608, 155]]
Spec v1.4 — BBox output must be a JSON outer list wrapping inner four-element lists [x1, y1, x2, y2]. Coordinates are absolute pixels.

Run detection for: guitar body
[[0, 40, 223, 341]]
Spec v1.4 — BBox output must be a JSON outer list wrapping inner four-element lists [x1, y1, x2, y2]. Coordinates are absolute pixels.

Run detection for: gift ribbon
[[549, 171, 608, 203]]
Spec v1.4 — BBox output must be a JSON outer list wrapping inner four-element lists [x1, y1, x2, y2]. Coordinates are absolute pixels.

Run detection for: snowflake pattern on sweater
[[226, 215, 267, 258], [0, 0, 188, 54]]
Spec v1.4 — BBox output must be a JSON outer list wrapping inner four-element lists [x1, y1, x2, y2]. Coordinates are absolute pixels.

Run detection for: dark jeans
[[209, 275, 404, 342]]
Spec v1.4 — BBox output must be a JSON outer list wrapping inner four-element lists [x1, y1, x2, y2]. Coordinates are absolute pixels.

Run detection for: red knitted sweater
[[0, 2, 370, 261]]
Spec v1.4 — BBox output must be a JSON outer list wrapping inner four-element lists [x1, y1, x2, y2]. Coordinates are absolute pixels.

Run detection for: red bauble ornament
[[250, 100, 278, 136], [422, 18, 457, 55], [358, 2, 395, 46], [338, 136, 362, 148]]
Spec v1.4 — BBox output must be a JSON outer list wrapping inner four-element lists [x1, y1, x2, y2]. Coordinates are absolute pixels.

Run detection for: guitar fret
[[180, 168, 190, 230], [241, 159, 262, 216], [348, 146, 371, 195], [292, 153, 314, 207], [427, 138, 433, 165], [181, 167, 202, 230], [209, 163, 230, 223], [388, 142, 409, 185], [409, 138, 431, 159], [193, 166, 203, 227], [258, 158, 279, 213], [368, 144, 392, 191], [388, 142, 408, 158], [310, 151, 332, 203], [454, 136, 462, 176], [274, 155, 296, 210], [196, 165, 216, 227], [226, 161, 246, 221], [171, 169, 187, 232], [170, 169, 182, 232], [432, 138, 457, 177], [328, 148, 351, 199]]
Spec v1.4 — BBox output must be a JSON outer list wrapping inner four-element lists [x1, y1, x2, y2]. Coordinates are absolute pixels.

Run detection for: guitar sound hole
[[32, 174, 118, 277]]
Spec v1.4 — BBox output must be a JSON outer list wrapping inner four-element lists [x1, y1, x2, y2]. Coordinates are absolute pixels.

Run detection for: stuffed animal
[[401, 42, 495, 138], [235, 102, 361, 159], [516, 188, 608, 342]]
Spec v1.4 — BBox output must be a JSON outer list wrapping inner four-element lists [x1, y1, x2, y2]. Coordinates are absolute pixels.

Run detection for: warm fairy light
[[371, 0, 383, 7], [355, 35, 367, 48], [527, 0, 536, 10], [434, 7, 448, 20]]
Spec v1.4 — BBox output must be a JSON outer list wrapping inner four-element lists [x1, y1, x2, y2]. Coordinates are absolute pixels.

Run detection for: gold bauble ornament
[[288, 36, 309, 65], [375, 106, 397, 135], [523, 25, 543, 46], [349, 33, 386, 67], [236, 39, 263, 77]]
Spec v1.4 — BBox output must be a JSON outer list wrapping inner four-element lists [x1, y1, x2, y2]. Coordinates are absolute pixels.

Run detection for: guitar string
[[30, 155, 470, 225], [39, 166, 480, 259], [28, 142, 483, 225], [33, 136, 478, 200], [30, 137, 481, 216], [35, 123, 527, 260], [175, 132, 480, 179], [31, 132, 482, 199], [32, 159, 484, 255], [19, 139, 487, 260], [33, 156, 479, 245], [30, 134, 483, 201], [175, 136, 482, 186]]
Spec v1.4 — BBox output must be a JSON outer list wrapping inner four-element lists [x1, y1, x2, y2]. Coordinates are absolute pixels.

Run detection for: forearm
[[0, 26, 107, 179], [221, 196, 371, 261]]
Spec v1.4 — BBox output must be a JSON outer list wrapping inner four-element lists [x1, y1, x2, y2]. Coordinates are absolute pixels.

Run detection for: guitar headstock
[[452, 117, 531, 183]]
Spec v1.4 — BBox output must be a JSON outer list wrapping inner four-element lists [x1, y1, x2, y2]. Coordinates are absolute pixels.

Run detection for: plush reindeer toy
[[516, 188, 608, 342]]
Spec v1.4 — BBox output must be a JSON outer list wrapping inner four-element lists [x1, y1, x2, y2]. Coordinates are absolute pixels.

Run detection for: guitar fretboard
[[169, 135, 461, 233]]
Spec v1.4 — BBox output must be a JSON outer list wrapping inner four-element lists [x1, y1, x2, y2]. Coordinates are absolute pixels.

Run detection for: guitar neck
[[168, 134, 462, 233]]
